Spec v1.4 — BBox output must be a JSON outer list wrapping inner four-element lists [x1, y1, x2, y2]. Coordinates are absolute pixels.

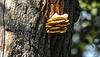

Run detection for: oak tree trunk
[[0, 0, 80, 57]]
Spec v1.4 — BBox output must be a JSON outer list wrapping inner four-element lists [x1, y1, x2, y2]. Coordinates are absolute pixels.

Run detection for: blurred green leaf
[[79, 0, 83, 4], [82, 21, 91, 28], [78, 42, 86, 51], [80, 3, 87, 8], [91, 8, 98, 15], [96, 3, 100, 7], [92, 1, 97, 7], [87, 5, 92, 10], [85, 35, 93, 43], [85, 0, 89, 3]]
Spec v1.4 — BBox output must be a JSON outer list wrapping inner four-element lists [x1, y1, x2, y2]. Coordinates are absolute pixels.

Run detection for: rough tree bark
[[0, 0, 80, 57]]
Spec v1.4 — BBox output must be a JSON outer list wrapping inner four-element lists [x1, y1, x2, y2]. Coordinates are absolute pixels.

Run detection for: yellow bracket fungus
[[46, 13, 70, 33]]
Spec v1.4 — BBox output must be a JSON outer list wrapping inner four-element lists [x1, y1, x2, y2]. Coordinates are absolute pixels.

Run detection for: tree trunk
[[0, 0, 80, 57], [0, 0, 5, 57]]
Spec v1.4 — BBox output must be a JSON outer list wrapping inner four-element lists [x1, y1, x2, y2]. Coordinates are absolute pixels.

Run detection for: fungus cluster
[[46, 13, 70, 33]]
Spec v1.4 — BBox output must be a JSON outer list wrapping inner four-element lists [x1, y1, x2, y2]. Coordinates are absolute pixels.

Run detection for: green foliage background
[[72, 0, 100, 57]]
